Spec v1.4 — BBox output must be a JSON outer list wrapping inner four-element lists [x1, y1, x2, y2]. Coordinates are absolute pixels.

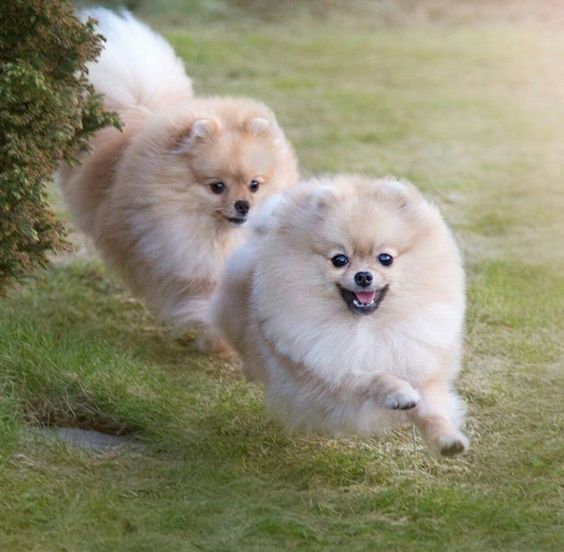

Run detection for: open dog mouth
[[225, 216, 247, 226], [338, 285, 389, 315]]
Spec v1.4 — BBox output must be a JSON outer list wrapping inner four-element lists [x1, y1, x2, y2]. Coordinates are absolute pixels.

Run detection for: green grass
[[1, 3, 563, 550]]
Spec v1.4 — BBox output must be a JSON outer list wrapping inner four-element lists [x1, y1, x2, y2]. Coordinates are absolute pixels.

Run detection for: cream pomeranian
[[211, 175, 469, 456], [59, 8, 298, 351]]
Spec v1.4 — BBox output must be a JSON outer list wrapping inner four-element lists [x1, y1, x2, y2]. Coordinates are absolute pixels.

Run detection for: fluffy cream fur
[[59, 8, 299, 350], [211, 175, 469, 456]]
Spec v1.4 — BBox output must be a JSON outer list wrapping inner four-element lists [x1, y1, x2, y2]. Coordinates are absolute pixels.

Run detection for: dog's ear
[[244, 116, 284, 145], [378, 176, 425, 211], [309, 185, 339, 211], [245, 116, 270, 135], [173, 118, 220, 153], [190, 119, 216, 140]]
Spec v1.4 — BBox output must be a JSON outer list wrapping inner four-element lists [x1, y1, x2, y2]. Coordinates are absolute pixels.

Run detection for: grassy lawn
[[1, 3, 563, 550]]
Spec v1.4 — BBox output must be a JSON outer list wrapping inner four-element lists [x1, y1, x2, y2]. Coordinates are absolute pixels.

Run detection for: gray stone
[[43, 427, 134, 450]]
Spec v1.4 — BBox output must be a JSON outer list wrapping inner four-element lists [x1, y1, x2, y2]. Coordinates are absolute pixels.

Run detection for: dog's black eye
[[210, 181, 225, 194], [378, 253, 393, 266], [249, 180, 260, 193], [331, 254, 349, 268]]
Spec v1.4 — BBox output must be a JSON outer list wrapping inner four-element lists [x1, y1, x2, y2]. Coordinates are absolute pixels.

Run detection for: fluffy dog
[[211, 175, 469, 456], [59, 8, 298, 351]]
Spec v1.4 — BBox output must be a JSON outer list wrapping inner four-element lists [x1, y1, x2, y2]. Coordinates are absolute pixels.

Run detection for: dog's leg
[[408, 379, 469, 457], [367, 373, 421, 411], [195, 326, 236, 359]]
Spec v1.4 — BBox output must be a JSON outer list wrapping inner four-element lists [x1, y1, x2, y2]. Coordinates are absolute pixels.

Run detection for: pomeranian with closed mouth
[[211, 175, 469, 457], [59, 8, 299, 352]]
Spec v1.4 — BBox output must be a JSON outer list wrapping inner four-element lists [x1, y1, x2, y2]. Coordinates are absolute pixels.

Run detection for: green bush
[[0, 0, 119, 292]]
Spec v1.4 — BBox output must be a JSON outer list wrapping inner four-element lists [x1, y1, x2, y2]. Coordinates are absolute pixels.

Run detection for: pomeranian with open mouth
[[59, 8, 298, 351], [211, 175, 469, 456]]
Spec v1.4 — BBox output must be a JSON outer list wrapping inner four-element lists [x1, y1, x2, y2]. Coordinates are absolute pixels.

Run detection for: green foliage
[[0, 0, 119, 292]]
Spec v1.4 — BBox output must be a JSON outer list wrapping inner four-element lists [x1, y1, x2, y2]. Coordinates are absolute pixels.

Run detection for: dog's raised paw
[[383, 388, 420, 410]]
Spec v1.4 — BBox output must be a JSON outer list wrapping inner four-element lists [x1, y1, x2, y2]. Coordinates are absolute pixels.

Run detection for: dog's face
[[262, 176, 458, 324], [163, 113, 293, 229], [328, 251, 392, 316], [310, 189, 412, 317]]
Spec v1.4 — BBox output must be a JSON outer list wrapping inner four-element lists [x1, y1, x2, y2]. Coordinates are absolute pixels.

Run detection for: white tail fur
[[80, 7, 193, 111]]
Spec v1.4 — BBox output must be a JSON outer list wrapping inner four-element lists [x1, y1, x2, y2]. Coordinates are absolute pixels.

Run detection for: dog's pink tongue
[[354, 291, 376, 305]]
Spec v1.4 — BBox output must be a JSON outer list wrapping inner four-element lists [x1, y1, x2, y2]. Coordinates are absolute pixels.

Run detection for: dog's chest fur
[[257, 301, 462, 387]]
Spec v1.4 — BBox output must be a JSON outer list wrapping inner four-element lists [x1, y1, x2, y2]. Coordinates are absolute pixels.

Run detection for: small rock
[[42, 427, 134, 450]]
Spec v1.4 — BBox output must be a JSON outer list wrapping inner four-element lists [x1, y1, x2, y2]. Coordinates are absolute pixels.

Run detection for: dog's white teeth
[[353, 299, 375, 308]]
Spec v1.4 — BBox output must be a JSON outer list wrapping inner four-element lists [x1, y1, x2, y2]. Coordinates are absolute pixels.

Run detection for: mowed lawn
[[1, 6, 563, 551]]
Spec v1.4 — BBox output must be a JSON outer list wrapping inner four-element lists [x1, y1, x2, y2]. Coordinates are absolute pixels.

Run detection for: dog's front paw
[[383, 387, 420, 410]]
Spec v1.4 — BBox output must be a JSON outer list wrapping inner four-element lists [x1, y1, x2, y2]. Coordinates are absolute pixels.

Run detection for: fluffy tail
[[80, 7, 193, 111]]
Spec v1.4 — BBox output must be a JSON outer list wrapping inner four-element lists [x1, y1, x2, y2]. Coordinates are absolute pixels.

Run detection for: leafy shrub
[[0, 0, 119, 292]]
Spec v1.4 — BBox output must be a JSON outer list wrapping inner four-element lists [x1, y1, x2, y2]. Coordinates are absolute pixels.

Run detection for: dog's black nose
[[234, 200, 250, 216], [354, 271, 373, 288]]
